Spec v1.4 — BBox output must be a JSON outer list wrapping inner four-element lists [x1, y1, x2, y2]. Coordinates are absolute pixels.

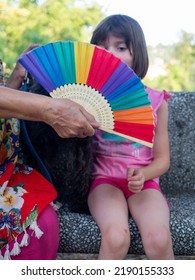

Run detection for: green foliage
[[0, 0, 104, 74], [1, 1, 195, 91], [145, 31, 195, 91]]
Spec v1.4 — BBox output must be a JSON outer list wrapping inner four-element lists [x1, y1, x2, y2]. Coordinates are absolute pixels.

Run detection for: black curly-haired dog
[[20, 79, 95, 213]]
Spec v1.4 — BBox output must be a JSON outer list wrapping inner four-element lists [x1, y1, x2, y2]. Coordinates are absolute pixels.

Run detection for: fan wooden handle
[[100, 126, 153, 148]]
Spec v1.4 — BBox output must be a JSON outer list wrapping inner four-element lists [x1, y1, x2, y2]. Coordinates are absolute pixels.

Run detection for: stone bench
[[57, 92, 195, 257]]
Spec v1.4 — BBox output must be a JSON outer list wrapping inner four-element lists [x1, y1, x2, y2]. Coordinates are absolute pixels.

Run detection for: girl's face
[[98, 34, 133, 68]]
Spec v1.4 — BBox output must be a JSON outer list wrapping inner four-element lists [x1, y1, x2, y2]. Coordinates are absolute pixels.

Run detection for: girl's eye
[[118, 46, 127, 51]]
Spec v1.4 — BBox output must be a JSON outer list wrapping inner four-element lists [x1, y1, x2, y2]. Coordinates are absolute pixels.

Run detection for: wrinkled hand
[[44, 98, 100, 138], [127, 168, 145, 193], [6, 44, 39, 89]]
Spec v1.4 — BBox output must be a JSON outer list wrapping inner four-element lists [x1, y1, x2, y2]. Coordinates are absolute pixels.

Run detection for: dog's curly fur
[[20, 80, 95, 213]]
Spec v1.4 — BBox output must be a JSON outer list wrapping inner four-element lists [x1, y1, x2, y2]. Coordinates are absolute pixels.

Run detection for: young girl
[[88, 14, 174, 260]]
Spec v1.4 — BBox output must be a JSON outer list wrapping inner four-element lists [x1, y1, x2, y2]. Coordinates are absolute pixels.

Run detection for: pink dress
[[92, 87, 171, 185]]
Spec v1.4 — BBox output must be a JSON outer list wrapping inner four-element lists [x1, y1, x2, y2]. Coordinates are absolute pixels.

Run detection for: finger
[[81, 123, 95, 137], [54, 123, 94, 138], [128, 185, 142, 193], [128, 180, 143, 187], [128, 174, 143, 182], [25, 44, 39, 53], [52, 126, 71, 138], [128, 183, 143, 193], [81, 108, 100, 128], [75, 122, 95, 137], [127, 167, 134, 179]]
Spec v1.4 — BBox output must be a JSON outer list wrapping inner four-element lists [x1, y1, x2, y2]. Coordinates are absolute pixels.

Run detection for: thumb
[[127, 167, 135, 179]]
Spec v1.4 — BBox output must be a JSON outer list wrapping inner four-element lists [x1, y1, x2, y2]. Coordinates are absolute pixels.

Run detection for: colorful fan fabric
[[18, 41, 155, 147]]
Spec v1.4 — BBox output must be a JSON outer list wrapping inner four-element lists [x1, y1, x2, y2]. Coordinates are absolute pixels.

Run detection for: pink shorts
[[89, 177, 161, 199]]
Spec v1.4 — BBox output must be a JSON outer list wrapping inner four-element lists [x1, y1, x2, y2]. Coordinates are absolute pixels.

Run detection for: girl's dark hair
[[90, 14, 149, 79]]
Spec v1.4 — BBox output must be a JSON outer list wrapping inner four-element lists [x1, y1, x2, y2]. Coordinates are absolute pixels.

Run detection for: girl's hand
[[127, 168, 145, 193]]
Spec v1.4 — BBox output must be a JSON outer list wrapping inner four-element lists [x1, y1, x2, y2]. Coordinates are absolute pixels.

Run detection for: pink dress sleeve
[[146, 86, 172, 125]]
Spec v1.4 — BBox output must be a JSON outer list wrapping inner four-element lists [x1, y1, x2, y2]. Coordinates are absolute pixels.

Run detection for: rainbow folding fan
[[18, 41, 155, 147]]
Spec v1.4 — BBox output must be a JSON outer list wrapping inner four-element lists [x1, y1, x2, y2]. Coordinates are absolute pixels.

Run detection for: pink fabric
[[92, 87, 171, 183], [89, 177, 161, 199], [1, 205, 59, 260]]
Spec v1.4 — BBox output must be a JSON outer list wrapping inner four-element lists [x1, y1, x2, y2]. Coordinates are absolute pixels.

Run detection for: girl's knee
[[101, 226, 130, 253], [142, 226, 172, 259]]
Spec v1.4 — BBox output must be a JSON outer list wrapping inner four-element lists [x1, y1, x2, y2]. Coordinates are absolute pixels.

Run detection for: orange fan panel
[[113, 106, 154, 124]]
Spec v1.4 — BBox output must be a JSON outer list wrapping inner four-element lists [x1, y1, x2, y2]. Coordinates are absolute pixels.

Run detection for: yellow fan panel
[[74, 42, 95, 84]]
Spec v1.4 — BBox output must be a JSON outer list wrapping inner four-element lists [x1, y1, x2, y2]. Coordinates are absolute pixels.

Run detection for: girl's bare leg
[[88, 184, 130, 260], [128, 189, 174, 260]]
